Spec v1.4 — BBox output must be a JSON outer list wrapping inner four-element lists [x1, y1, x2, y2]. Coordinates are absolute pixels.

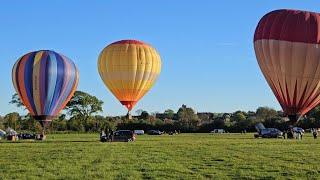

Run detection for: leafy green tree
[[231, 111, 246, 122], [65, 91, 103, 131], [67, 116, 85, 131], [18, 114, 42, 132], [140, 111, 150, 120], [256, 107, 277, 121], [51, 114, 68, 131], [101, 117, 117, 131], [154, 119, 164, 126], [4, 112, 20, 129], [212, 117, 225, 129], [0, 116, 4, 130], [164, 109, 175, 119], [197, 113, 211, 122], [230, 111, 249, 131], [177, 105, 200, 131], [9, 93, 24, 109]]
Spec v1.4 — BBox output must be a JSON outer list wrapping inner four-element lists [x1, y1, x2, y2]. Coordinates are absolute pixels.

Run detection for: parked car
[[293, 127, 305, 134], [134, 130, 145, 135], [148, 130, 163, 135], [210, 129, 225, 133], [18, 133, 36, 140], [254, 123, 283, 138], [111, 130, 136, 142]]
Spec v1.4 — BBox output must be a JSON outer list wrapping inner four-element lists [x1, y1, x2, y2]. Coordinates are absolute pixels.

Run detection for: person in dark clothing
[[283, 130, 286, 139], [109, 129, 114, 141], [313, 129, 318, 139], [287, 127, 294, 139]]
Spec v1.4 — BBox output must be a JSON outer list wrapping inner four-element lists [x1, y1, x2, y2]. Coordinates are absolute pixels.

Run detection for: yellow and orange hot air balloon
[[254, 9, 320, 123], [98, 40, 161, 116]]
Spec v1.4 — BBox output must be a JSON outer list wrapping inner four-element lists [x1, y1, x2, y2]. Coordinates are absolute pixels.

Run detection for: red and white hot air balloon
[[254, 9, 320, 123]]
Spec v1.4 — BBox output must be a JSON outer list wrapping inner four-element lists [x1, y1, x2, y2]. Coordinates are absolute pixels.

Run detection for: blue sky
[[0, 1, 319, 116]]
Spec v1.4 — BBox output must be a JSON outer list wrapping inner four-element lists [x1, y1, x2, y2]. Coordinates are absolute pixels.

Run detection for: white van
[[134, 130, 144, 135], [210, 129, 225, 133]]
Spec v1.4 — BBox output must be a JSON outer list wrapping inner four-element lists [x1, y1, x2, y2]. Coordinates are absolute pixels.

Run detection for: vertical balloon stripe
[[55, 70, 78, 115], [48, 54, 65, 115], [53, 65, 78, 115], [32, 51, 44, 114], [50, 55, 71, 114], [12, 59, 20, 96], [24, 52, 37, 114], [13, 59, 25, 106], [17, 55, 35, 115], [39, 52, 48, 114], [44, 52, 58, 114]]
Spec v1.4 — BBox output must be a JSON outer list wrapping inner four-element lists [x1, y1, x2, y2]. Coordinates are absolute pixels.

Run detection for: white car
[[293, 127, 304, 134], [134, 130, 144, 135], [210, 129, 225, 133]]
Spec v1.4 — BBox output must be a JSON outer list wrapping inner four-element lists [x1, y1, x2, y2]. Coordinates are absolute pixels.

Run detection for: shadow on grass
[[0, 140, 99, 144]]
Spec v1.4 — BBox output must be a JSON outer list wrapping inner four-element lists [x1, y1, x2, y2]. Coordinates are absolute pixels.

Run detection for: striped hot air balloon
[[12, 50, 79, 130], [98, 40, 161, 116], [254, 9, 320, 123]]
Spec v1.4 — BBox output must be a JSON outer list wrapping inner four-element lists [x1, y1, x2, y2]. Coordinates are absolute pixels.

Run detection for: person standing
[[283, 130, 286, 139], [313, 129, 318, 139]]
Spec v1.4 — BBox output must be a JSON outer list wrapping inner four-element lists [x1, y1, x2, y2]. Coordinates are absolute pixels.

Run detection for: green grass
[[0, 133, 320, 179]]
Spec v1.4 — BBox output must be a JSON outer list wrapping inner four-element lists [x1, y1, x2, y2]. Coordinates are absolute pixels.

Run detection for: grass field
[[1, 133, 320, 179]]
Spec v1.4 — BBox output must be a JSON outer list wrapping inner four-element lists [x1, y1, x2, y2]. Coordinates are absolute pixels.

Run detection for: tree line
[[1, 91, 320, 133]]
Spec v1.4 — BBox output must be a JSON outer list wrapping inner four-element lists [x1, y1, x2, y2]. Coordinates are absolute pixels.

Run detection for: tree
[[4, 112, 20, 129], [9, 93, 24, 109], [65, 91, 103, 131], [256, 107, 277, 121], [231, 111, 248, 131], [164, 109, 175, 119], [177, 105, 200, 131], [18, 114, 42, 132], [231, 111, 246, 122], [212, 117, 225, 129], [0, 116, 4, 129], [140, 111, 150, 120], [51, 114, 68, 131]]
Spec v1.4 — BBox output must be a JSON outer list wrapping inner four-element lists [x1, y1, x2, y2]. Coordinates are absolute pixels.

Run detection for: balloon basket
[[126, 112, 132, 120]]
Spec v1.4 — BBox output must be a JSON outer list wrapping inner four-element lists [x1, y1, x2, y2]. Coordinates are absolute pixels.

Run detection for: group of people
[[283, 127, 318, 140], [282, 128, 302, 140]]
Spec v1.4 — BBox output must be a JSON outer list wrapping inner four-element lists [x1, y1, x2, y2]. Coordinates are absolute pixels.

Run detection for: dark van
[[112, 130, 136, 142]]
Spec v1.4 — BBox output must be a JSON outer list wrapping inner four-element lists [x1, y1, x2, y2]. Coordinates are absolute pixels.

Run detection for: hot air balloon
[[98, 40, 161, 118], [12, 50, 79, 138], [254, 9, 320, 123]]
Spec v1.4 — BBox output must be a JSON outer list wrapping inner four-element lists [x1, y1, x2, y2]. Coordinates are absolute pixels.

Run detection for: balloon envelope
[[98, 40, 161, 112], [254, 9, 320, 122], [12, 50, 79, 128]]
